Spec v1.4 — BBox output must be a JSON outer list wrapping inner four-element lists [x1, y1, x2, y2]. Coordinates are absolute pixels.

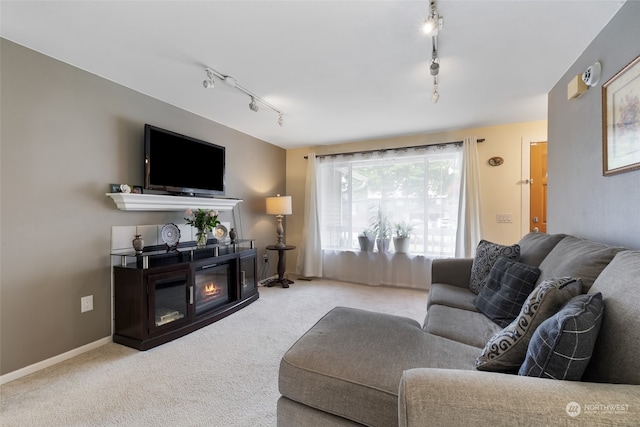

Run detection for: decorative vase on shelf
[[196, 231, 208, 248], [132, 234, 144, 254], [229, 228, 237, 243]]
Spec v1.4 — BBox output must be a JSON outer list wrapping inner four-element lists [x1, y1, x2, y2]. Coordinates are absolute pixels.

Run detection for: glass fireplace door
[[147, 267, 192, 334]]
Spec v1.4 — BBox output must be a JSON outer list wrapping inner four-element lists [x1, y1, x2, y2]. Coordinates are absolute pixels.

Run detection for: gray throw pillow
[[474, 257, 541, 328], [469, 240, 520, 294], [476, 277, 582, 373], [519, 293, 604, 380]]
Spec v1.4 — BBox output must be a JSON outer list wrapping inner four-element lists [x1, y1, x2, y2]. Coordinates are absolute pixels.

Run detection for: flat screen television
[[144, 124, 225, 196]]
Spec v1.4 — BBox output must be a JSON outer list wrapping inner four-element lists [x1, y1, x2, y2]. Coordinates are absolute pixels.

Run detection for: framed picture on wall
[[602, 54, 640, 176]]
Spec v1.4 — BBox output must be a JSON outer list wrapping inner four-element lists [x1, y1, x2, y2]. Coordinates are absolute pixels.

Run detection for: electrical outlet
[[81, 295, 93, 313]]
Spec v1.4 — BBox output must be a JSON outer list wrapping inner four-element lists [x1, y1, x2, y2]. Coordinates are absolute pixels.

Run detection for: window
[[318, 144, 463, 257]]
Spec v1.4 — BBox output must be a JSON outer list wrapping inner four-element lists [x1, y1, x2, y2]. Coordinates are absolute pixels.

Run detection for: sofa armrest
[[399, 368, 640, 427], [431, 258, 473, 289]]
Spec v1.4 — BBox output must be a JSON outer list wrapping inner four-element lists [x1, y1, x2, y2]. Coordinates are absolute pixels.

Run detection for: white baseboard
[[0, 336, 112, 385]]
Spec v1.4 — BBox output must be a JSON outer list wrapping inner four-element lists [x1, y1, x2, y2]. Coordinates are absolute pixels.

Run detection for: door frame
[[520, 137, 547, 236]]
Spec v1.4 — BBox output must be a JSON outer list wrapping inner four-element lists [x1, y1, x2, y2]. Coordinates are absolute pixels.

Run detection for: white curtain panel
[[455, 137, 483, 257], [295, 152, 323, 277], [321, 250, 432, 290]]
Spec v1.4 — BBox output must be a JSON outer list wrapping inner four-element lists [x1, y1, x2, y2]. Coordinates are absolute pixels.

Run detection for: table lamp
[[266, 194, 292, 248]]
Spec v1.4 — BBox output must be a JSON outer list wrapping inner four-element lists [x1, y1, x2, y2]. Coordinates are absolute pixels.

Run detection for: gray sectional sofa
[[277, 232, 640, 426]]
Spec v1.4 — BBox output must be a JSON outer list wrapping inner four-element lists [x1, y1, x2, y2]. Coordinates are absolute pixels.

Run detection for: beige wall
[[0, 39, 285, 375], [285, 120, 547, 272]]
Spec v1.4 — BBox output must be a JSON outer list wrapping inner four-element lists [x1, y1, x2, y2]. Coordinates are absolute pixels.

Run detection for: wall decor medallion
[[488, 156, 504, 166], [602, 54, 640, 176]]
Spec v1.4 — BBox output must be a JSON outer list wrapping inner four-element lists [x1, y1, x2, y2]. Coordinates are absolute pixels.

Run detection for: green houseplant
[[358, 228, 375, 252], [393, 221, 413, 254], [370, 208, 392, 253]]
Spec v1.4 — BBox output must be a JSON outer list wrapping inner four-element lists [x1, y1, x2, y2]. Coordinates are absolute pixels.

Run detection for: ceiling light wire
[[203, 67, 284, 126]]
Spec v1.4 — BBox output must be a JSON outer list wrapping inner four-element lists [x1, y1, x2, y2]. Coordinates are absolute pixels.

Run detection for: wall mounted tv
[[144, 124, 225, 197]]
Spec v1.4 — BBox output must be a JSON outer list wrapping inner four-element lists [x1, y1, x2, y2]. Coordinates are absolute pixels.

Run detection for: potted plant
[[357, 228, 375, 252], [370, 209, 392, 253], [393, 221, 413, 254]]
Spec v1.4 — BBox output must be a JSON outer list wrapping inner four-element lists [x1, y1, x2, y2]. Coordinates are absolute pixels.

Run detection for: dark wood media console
[[112, 240, 258, 350]]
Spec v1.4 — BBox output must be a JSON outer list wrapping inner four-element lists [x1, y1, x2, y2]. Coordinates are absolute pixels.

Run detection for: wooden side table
[[266, 245, 296, 288]]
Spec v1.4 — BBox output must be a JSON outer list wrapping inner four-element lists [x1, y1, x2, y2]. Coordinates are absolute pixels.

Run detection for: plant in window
[[370, 208, 392, 252], [393, 221, 413, 254], [358, 228, 375, 252]]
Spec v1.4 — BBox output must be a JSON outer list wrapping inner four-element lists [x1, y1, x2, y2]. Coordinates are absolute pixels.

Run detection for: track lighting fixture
[[202, 67, 285, 126], [422, 0, 443, 103], [422, 1, 443, 36], [249, 97, 259, 112], [203, 68, 216, 88], [432, 82, 440, 103]]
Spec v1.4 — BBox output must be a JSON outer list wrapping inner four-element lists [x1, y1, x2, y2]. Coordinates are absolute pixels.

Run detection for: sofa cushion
[[279, 307, 478, 427], [519, 293, 604, 380], [475, 277, 582, 373], [517, 232, 566, 267], [469, 240, 520, 294], [474, 257, 541, 327], [427, 283, 479, 312], [536, 235, 623, 292], [584, 251, 640, 385], [424, 305, 503, 348]]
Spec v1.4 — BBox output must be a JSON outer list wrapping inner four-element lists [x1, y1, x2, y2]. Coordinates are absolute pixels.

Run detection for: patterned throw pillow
[[469, 240, 520, 294], [474, 257, 541, 328], [475, 277, 582, 373], [519, 293, 604, 380]]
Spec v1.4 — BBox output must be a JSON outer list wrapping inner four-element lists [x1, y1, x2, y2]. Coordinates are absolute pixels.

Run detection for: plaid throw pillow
[[469, 240, 520, 294], [519, 293, 604, 380], [474, 257, 541, 328], [476, 277, 582, 373]]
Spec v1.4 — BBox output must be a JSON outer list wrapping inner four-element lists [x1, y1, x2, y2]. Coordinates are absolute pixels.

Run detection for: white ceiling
[[0, 1, 625, 149]]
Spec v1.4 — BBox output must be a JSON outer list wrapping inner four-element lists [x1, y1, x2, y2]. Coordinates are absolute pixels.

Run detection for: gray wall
[[548, 1, 640, 248], [0, 39, 285, 375]]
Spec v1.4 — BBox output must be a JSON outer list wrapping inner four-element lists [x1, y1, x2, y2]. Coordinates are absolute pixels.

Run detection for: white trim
[[521, 138, 531, 237], [0, 336, 112, 385], [106, 193, 242, 212]]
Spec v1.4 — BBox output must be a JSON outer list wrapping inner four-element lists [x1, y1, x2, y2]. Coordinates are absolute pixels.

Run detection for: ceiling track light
[[202, 67, 285, 126], [249, 97, 259, 112], [422, 0, 443, 103], [422, 0, 443, 36]]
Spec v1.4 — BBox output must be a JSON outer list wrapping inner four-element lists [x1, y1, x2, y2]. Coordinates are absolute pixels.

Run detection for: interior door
[[529, 142, 548, 233]]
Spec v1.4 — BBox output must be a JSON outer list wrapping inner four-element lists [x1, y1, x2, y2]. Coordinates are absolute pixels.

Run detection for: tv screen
[[144, 124, 225, 196]]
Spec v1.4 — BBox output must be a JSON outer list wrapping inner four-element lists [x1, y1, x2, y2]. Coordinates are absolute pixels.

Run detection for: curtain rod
[[304, 138, 484, 159]]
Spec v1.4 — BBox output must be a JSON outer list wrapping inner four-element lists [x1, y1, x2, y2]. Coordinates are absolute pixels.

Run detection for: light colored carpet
[[0, 278, 428, 427]]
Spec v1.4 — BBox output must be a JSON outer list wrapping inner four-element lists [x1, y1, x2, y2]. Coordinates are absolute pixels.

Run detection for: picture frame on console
[[602, 54, 640, 176]]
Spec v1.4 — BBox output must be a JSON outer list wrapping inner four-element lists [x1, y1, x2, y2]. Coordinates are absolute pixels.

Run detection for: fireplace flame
[[204, 283, 221, 296]]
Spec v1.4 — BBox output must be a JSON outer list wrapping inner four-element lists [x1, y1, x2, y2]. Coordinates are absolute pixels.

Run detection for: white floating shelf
[[106, 193, 242, 212]]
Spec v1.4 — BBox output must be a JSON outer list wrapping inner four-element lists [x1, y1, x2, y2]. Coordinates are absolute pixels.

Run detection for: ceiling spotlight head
[[422, 17, 438, 35], [432, 84, 440, 103], [203, 80, 215, 89], [277, 113, 284, 127], [430, 61, 440, 76], [249, 97, 259, 112], [422, 1, 442, 36]]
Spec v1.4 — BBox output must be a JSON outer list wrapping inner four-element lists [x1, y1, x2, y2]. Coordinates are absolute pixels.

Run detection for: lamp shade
[[266, 195, 292, 216]]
